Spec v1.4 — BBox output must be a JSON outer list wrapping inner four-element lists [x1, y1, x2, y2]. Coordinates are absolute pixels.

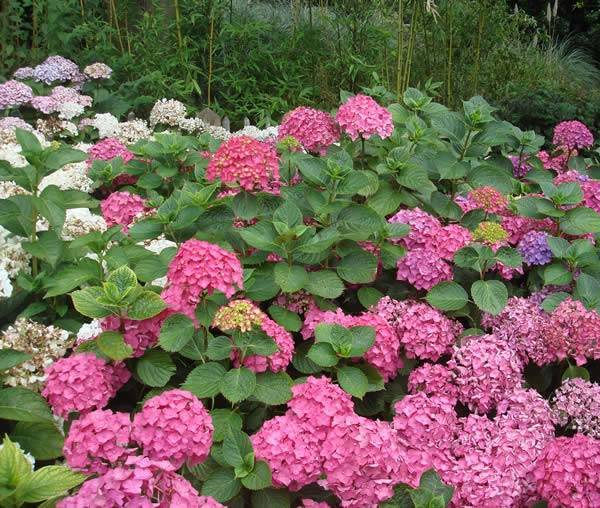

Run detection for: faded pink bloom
[[0, 80, 34, 109], [336, 94, 393, 141], [407, 363, 459, 402], [468, 186, 508, 214], [396, 248, 453, 291], [553, 120, 594, 150], [552, 378, 600, 438]]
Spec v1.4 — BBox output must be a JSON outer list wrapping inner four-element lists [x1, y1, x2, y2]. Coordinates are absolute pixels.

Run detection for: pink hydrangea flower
[[301, 500, 330, 508], [206, 135, 280, 193], [336, 94, 393, 141], [388, 207, 441, 250], [88, 138, 134, 165], [501, 213, 556, 245], [554, 170, 600, 214], [396, 248, 453, 291], [100, 191, 147, 232], [553, 120, 594, 150], [448, 334, 523, 414], [162, 239, 243, 319], [435, 224, 472, 260], [0, 80, 34, 109], [131, 389, 213, 468], [468, 186, 508, 214], [64, 409, 133, 473], [538, 149, 572, 172], [376, 297, 463, 361], [101, 312, 167, 357], [552, 378, 600, 438], [239, 316, 294, 373], [277, 106, 340, 155], [533, 434, 600, 508], [407, 363, 459, 402], [42, 353, 123, 418]]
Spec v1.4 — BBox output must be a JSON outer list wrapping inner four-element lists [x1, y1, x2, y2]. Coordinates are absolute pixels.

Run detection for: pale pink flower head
[[388, 207, 441, 250], [533, 434, 600, 508], [553, 120, 594, 150], [64, 409, 133, 474], [100, 191, 147, 232], [41, 353, 122, 418], [468, 186, 508, 214], [206, 135, 280, 192], [88, 138, 134, 165], [277, 106, 340, 155], [448, 333, 524, 414], [162, 239, 243, 319], [396, 248, 453, 291], [301, 500, 330, 508], [131, 389, 213, 469], [407, 363, 459, 402], [0, 80, 34, 109], [336, 94, 393, 141], [552, 377, 600, 438]]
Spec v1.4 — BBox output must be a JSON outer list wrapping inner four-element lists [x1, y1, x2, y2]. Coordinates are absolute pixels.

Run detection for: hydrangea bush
[[1, 57, 600, 507]]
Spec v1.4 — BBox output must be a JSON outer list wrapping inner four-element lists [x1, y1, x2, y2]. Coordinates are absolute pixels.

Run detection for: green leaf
[[234, 330, 278, 356], [543, 264, 572, 286], [336, 250, 378, 284], [251, 488, 291, 508], [45, 147, 87, 170], [562, 365, 591, 382], [268, 305, 302, 332], [241, 461, 272, 490], [541, 292, 570, 313], [337, 204, 385, 239], [232, 191, 259, 220], [273, 263, 308, 293], [0, 435, 33, 492], [16, 466, 86, 504], [206, 336, 233, 361], [238, 221, 278, 251], [471, 280, 508, 315], [44, 259, 102, 298], [347, 326, 376, 357], [201, 468, 242, 502], [70, 287, 113, 318], [127, 290, 166, 320], [560, 207, 600, 235], [16, 128, 42, 154], [307, 342, 339, 367], [546, 236, 570, 258], [183, 362, 227, 398], [468, 164, 513, 194], [97, 331, 134, 361], [426, 282, 469, 311], [211, 409, 243, 442], [220, 368, 256, 403], [0, 388, 54, 422], [10, 422, 64, 460], [273, 201, 303, 229], [253, 371, 293, 405], [223, 430, 254, 468], [494, 247, 522, 268], [418, 469, 454, 505], [575, 273, 600, 309], [0, 349, 31, 372], [337, 365, 369, 399], [135, 350, 175, 387], [106, 266, 138, 296], [305, 270, 344, 298], [159, 313, 194, 352], [357, 287, 384, 309]]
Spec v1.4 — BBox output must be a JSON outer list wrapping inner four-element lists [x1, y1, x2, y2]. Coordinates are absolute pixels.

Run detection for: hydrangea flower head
[[42, 353, 124, 418], [468, 186, 508, 213], [13, 66, 34, 80], [501, 213, 556, 244], [64, 409, 133, 473], [407, 363, 459, 401], [131, 389, 213, 468], [212, 299, 264, 332], [435, 224, 472, 260], [32, 56, 80, 84], [206, 136, 280, 193], [509, 155, 532, 177], [237, 316, 294, 373], [101, 313, 166, 357], [472, 221, 508, 245], [396, 248, 453, 291], [148, 98, 187, 127], [552, 378, 600, 438], [553, 120, 594, 150], [100, 191, 147, 232], [538, 148, 571, 172], [83, 62, 112, 80], [88, 138, 134, 165], [518, 230, 552, 265], [278, 106, 339, 155], [388, 207, 442, 250], [0, 80, 34, 109], [336, 94, 393, 141]]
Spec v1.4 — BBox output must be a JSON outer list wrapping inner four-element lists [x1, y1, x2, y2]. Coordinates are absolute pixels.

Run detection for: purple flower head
[[518, 230, 552, 265]]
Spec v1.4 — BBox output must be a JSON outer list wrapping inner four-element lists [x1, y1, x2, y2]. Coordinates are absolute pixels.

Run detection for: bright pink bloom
[[88, 138, 134, 165], [388, 207, 441, 250], [407, 363, 458, 402], [538, 149, 572, 172], [553, 120, 594, 150], [101, 312, 167, 357], [206, 135, 280, 192], [100, 191, 147, 232], [277, 106, 340, 155], [301, 501, 330, 508], [336, 94, 393, 141], [396, 248, 453, 291], [131, 389, 213, 469], [435, 224, 472, 260], [240, 316, 294, 373], [64, 409, 133, 473]]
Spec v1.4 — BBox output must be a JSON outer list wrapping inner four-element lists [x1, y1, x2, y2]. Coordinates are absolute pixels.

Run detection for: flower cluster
[[83, 62, 113, 80], [101, 313, 165, 357], [552, 378, 600, 438], [30, 56, 81, 84], [100, 191, 147, 232], [149, 98, 187, 127], [336, 94, 393, 141], [0, 80, 34, 109], [552, 120, 595, 150], [518, 230, 552, 265], [30, 86, 92, 115], [277, 106, 339, 155], [87, 137, 134, 165], [396, 248, 453, 290], [468, 186, 508, 213]]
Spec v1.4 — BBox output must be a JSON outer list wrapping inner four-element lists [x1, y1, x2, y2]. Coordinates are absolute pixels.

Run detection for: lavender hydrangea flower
[[518, 231, 552, 265], [32, 56, 80, 84]]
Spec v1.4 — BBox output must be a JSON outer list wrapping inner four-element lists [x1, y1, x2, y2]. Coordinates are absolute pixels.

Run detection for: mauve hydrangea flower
[[162, 239, 243, 319], [392, 394, 458, 485], [64, 409, 133, 473], [277, 106, 340, 155], [501, 213, 556, 245], [407, 363, 459, 401], [42, 353, 124, 418], [552, 378, 600, 438], [83, 62, 113, 80], [101, 312, 166, 357], [0, 80, 34, 109], [13, 66, 34, 80], [131, 389, 213, 468], [509, 154, 532, 177], [100, 191, 147, 232], [336, 94, 393, 141], [553, 120, 594, 150], [388, 207, 441, 250], [32, 56, 80, 84], [396, 248, 453, 291], [538, 149, 571, 172], [468, 186, 508, 214], [518, 230, 552, 265], [88, 138, 134, 165], [376, 297, 463, 361], [533, 434, 600, 508], [206, 135, 280, 193], [449, 334, 523, 414]]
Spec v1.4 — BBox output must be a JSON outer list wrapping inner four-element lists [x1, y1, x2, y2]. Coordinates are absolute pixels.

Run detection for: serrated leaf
[[206, 336, 233, 361], [0, 388, 54, 422], [426, 282, 469, 311], [336, 250, 378, 283], [201, 468, 242, 502], [220, 368, 256, 403], [305, 270, 344, 298], [337, 365, 369, 398], [106, 265, 137, 296], [127, 290, 166, 320], [135, 350, 175, 387], [159, 313, 194, 352], [223, 430, 254, 468], [543, 264, 572, 286], [251, 488, 291, 508], [268, 305, 302, 332], [70, 287, 113, 318], [471, 280, 508, 315], [307, 342, 339, 367], [10, 422, 64, 460], [211, 409, 243, 442], [0, 349, 31, 371], [253, 371, 293, 405], [273, 263, 308, 293], [14, 466, 85, 503], [241, 461, 272, 490], [183, 362, 227, 398], [97, 331, 133, 361], [562, 365, 590, 381]]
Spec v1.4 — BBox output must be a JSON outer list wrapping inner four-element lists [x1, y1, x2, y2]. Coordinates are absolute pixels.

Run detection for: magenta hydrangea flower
[[496, 387, 556, 436], [162, 239, 243, 319], [277, 106, 340, 155], [388, 207, 441, 250], [42, 353, 123, 418], [509, 154, 532, 177], [376, 297, 463, 361], [518, 230, 552, 265], [435, 224, 472, 260], [396, 248, 453, 291], [32, 56, 81, 84], [206, 135, 280, 193], [131, 389, 213, 469], [501, 213, 556, 245], [239, 316, 294, 373], [88, 138, 134, 165], [448, 334, 523, 414], [407, 363, 459, 402], [0, 80, 34, 109], [101, 312, 167, 357], [468, 186, 508, 214], [63, 409, 133, 474], [533, 434, 600, 508], [301, 500, 330, 508], [552, 378, 600, 438], [538, 148, 572, 172], [100, 191, 147, 232], [336, 94, 393, 141], [553, 120, 594, 150]]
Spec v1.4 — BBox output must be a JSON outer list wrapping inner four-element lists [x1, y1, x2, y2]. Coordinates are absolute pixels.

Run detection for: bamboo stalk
[[79, 0, 85, 18], [110, 0, 125, 53], [473, 8, 485, 95], [395, 0, 404, 100], [207, 10, 215, 106], [174, 0, 183, 51], [402, 1, 418, 93], [445, 2, 454, 104]]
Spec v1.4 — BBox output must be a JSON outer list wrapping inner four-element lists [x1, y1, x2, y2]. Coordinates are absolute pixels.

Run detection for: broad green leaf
[[106, 266, 137, 296], [336, 250, 378, 284], [183, 362, 227, 398], [0, 436, 33, 492], [241, 461, 272, 490], [15, 128, 42, 154], [560, 207, 600, 235], [426, 282, 469, 311], [15, 466, 86, 504], [543, 264, 572, 286], [0, 388, 54, 422], [223, 430, 254, 468], [541, 292, 570, 313], [220, 368, 256, 403], [562, 365, 590, 382], [127, 290, 166, 320], [44, 258, 103, 298], [267, 305, 302, 332], [471, 280, 508, 315], [135, 350, 175, 387], [159, 313, 194, 352], [305, 270, 344, 298], [337, 365, 369, 399], [253, 371, 293, 405], [211, 409, 243, 442], [273, 263, 308, 293], [97, 331, 133, 361], [347, 326, 376, 357], [418, 469, 454, 504], [45, 147, 86, 170], [273, 201, 303, 229], [307, 342, 339, 367], [251, 488, 291, 508], [70, 287, 113, 318], [357, 287, 384, 309], [206, 336, 233, 361], [11, 422, 64, 460], [0, 349, 31, 372], [201, 468, 242, 502], [232, 191, 259, 220]]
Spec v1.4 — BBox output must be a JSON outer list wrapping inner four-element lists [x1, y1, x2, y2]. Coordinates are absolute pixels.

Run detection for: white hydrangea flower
[[60, 208, 107, 240], [74, 141, 93, 153], [57, 102, 85, 120], [0, 180, 29, 199], [39, 161, 93, 193], [178, 117, 207, 133], [76, 319, 103, 345], [0, 267, 13, 298], [149, 98, 187, 128], [0, 234, 30, 278], [90, 113, 119, 138], [114, 119, 152, 144], [0, 143, 27, 168], [141, 235, 177, 254], [234, 125, 279, 142]]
